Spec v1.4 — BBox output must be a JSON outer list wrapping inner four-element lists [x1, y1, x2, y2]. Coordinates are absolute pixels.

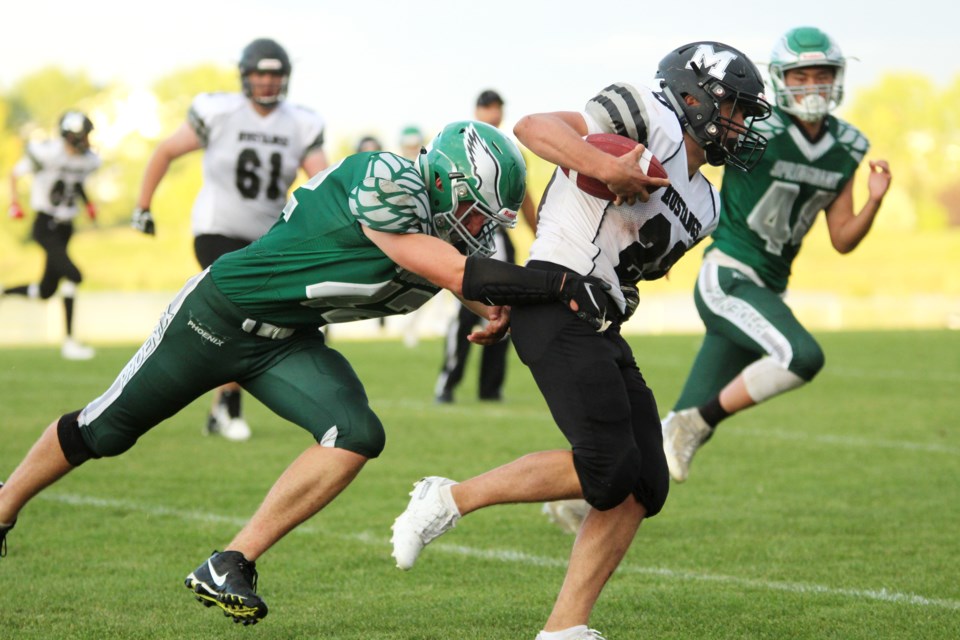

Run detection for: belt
[[241, 318, 296, 340]]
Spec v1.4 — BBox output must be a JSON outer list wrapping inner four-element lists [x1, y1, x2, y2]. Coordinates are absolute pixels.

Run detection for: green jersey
[[211, 151, 440, 326], [707, 107, 869, 292]]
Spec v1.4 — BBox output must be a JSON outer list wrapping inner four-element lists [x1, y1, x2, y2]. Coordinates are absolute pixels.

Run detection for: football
[[561, 133, 668, 200]]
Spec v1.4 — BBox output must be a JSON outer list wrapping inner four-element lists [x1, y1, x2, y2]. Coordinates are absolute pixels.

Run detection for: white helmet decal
[[463, 124, 504, 210], [687, 44, 739, 81]]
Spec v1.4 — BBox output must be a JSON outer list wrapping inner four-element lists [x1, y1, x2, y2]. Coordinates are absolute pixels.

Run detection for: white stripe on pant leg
[[79, 270, 209, 425], [697, 262, 795, 368]]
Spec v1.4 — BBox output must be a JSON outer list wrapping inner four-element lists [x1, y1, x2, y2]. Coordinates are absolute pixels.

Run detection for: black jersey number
[[236, 149, 284, 200], [615, 213, 687, 282], [49, 180, 82, 208]]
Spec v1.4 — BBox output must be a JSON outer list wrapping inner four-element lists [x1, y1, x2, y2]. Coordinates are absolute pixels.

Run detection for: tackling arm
[[362, 228, 613, 331]]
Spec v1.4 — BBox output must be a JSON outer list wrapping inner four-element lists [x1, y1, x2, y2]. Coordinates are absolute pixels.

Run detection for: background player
[[434, 89, 537, 404], [661, 26, 892, 482], [4, 111, 101, 360], [131, 37, 328, 441]]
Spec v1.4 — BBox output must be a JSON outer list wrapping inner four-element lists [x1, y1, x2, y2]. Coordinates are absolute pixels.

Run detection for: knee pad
[[60, 280, 78, 298], [743, 356, 807, 403], [57, 410, 100, 466]]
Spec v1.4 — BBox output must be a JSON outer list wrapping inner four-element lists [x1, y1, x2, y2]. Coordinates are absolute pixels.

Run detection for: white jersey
[[13, 138, 101, 221], [528, 83, 720, 313], [188, 92, 326, 241]]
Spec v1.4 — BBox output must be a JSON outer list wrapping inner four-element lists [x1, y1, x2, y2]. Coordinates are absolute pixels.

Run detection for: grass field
[[0, 332, 958, 639]]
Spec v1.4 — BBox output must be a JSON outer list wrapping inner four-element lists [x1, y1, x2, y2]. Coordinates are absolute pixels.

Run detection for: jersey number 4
[[50, 180, 83, 207], [746, 181, 835, 255], [236, 149, 283, 200]]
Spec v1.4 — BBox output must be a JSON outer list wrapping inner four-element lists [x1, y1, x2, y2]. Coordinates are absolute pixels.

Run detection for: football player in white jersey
[[5, 111, 101, 360], [131, 38, 329, 442], [391, 42, 771, 640]]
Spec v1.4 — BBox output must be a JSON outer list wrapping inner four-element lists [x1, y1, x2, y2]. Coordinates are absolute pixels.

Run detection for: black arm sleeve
[[462, 256, 564, 305]]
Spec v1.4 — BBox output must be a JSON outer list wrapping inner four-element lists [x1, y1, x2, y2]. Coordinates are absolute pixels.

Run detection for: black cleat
[[185, 550, 268, 625], [0, 482, 15, 558], [203, 412, 220, 436]]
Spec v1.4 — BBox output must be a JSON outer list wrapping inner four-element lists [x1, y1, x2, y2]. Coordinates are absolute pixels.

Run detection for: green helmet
[[769, 26, 845, 122], [418, 120, 526, 257]]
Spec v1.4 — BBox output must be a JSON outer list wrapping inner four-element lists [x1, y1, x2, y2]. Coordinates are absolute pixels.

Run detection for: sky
[[4, 0, 954, 151]]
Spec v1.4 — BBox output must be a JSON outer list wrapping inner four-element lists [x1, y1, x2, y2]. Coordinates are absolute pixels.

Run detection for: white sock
[[537, 625, 588, 640], [438, 483, 462, 516]]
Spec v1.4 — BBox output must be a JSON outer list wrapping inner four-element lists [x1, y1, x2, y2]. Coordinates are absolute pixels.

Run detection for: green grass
[[0, 331, 958, 639]]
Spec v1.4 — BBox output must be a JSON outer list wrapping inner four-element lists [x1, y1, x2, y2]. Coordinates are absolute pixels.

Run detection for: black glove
[[620, 284, 640, 322], [131, 208, 156, 236], [558, 273, 613, 332]]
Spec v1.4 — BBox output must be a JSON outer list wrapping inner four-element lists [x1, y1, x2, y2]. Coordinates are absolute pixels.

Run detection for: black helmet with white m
[[657, 41, 771, 171], [59, 111, 94, 153], [239, 38, 291, 107]]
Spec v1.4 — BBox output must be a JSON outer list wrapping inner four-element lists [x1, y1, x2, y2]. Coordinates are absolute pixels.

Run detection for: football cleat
[[391, 476, 460, 570], [61, 338, 95, 361], [0, 521, 12, 558], [203, 413, 220, 437], [541, 499, 590, 535], [204, 407, 251, 441], [0, 482, 15, 558], [661, 409, 713, 483], [185, 550, 267, 625], [220, 417, 251, 442]]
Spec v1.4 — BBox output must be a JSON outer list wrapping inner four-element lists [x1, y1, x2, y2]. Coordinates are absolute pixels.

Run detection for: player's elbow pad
[[462, 256, 562, 305]]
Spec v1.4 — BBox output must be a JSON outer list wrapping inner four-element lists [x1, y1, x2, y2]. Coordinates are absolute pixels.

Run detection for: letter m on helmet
[[687, 44, 739, 80]]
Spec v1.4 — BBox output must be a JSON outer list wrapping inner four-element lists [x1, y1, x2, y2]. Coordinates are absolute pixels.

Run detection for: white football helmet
[[769, 26, 845, 122]]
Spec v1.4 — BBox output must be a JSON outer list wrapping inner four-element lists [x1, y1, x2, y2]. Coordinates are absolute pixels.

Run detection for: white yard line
[[731, 428, 959, 455], [40, 492, 960, 612]]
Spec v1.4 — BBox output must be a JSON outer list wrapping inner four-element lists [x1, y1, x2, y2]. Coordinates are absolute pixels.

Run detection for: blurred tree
[[7, 67, 102, 133], [153, 64, 236, 132], [845, 73, 959, 230], [2, 66, 959, 294]]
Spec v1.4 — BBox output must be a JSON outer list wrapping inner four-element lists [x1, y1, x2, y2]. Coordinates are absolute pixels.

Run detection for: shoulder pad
[[585, 83, 651, 145], [830, 117, 870, 163]]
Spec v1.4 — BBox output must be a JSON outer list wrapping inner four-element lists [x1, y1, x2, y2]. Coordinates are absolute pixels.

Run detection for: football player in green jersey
[[662, 26, 893, 483], [0, 120, 625, 625]]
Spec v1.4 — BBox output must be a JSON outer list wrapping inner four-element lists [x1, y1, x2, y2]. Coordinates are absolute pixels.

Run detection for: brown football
[[561, 133, 667, 200]]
